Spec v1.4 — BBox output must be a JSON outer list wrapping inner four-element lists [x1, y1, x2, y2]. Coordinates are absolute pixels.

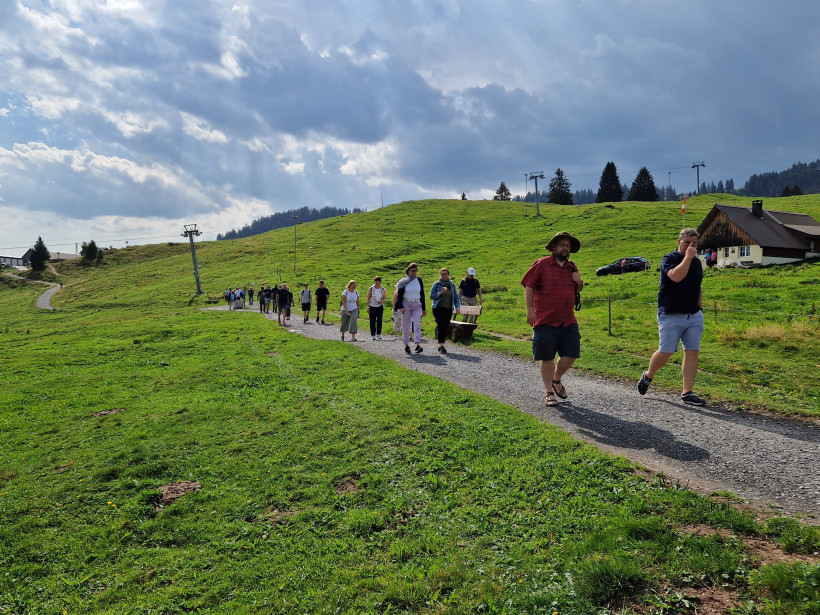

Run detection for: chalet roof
[[699, 204, 820, 249]]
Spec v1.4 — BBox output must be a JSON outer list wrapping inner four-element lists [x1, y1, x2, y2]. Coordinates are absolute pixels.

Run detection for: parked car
[[596, 257, 651, 276]]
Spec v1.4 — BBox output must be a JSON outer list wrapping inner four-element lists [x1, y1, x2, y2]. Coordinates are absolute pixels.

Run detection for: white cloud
[[181, 113, 230, 144]]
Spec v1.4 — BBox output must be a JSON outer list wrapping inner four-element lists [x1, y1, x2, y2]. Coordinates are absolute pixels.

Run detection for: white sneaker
[[376, 335, 382, 340], [372, 335, 376, 340]]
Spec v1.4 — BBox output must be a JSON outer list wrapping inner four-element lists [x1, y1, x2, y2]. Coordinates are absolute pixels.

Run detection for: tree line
[[493, 158, 820, 204], [216, 206, 362, 240]]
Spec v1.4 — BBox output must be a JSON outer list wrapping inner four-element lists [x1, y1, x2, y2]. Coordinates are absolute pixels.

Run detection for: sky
[[1, 0, 819, 255]]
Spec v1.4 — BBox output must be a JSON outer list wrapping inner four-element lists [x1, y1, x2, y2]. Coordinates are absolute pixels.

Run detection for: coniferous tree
[[791, 185, 803, 196], [781, 186, 792, 197], [548, 168, 573, 205], [30, 236, 51, 271], [80, 240, 99, 261], [628, 167, 660, 202], [493, 182, 511, 201], [621, 183, 629, 200], [596, 161, 623, 203]]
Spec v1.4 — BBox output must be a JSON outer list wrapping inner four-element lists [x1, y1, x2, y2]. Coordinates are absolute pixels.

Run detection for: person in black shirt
[[315, 280, 330, 324], [637, 229, 707, 405], [458, 267, 483, 323]]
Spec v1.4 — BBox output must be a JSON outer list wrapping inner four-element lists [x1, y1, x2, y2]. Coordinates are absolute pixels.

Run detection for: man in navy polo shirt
[[638, 228, 707, 405]]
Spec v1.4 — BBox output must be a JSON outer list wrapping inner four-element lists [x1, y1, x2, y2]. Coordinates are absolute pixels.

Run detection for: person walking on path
[[315, 280, 330, 324], [248, 287, 254, 305], [522, 231, 584, 407], [340, 280, 360, 341], [391, 288, 402, 341], [366, 277, 387, 340], [458, 267, 482, 323], [276, 284, 289, 325], [395, 262, 426, 354], [300, 283, 312, 323], [430, 268, 461, 354], [637, 228, 707, 406], [285, 284, 294, 321]]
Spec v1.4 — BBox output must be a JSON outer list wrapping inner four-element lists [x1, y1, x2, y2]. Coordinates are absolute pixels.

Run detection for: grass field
[[1, 195, 819, 613], [44, 193, 820, 416]]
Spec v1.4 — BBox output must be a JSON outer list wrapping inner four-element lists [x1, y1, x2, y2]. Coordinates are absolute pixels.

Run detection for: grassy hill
[[1, 195, 819, 613], [52, 194, 820, 416]]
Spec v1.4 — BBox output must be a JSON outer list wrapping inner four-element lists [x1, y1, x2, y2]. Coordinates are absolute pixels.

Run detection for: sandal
[[552, 380, 568, 399], [544, 391, 559, 407]]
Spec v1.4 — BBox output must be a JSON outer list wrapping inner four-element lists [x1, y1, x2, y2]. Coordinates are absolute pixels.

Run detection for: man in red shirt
[[521, 231, 584, 407]]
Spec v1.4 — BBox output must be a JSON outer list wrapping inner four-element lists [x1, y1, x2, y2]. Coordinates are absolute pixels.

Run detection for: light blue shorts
[[657, 310, 704, 353]]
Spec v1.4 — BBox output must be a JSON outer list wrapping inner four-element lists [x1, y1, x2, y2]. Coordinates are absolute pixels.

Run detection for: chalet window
[[724, 248, 730, 257], [739, 246, 750, 257]]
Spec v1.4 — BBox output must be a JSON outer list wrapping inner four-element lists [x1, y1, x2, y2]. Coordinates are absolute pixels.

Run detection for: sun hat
[[467, 267, 476, 275], [546, 231, 580, 253]]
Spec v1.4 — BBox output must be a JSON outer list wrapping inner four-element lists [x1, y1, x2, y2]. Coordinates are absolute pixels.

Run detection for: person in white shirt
[[340, 280, 360, 341], [367, 276, 387, 340], [300, 283, 312, 323], [395, 262, 426, 354]]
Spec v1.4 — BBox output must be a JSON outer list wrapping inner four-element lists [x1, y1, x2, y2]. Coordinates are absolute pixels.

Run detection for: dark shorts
[[532, 323, 581, 361], [301, 302, 311, 311], [316, 300, 327, 310]]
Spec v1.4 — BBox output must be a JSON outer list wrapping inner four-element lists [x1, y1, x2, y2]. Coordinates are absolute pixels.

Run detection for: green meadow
[[1, 195, 819, 614]]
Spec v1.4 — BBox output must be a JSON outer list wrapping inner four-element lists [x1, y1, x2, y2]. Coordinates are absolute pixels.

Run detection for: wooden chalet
[[697, 200, 820, 267]]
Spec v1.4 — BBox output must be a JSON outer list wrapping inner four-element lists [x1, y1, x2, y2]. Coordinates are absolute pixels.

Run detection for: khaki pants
[[461, 296, 478, 323]]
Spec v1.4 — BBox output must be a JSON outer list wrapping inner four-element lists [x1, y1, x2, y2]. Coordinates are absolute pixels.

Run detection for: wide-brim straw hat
[[546, 231, 581, 253]]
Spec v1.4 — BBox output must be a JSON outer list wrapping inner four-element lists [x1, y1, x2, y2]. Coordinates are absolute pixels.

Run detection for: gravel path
[[4, 272, 59, 310], [228, 305, 820, 522]]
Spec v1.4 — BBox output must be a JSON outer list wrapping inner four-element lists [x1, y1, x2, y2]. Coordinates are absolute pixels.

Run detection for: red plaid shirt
[[521, 255, 578, 328]]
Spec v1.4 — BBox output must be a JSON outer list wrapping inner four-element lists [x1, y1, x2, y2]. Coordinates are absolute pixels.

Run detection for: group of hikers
[[335, 265, 483, 355], [229, 268, 484, 355], [223, 226, 705, 409]]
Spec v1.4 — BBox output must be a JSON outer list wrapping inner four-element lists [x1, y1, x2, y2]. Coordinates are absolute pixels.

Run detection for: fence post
[[608, 295, 612, 336]]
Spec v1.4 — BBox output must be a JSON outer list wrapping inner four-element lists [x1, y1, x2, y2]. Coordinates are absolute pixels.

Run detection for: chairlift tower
[[181, 224, 203, 295], [529, 171, 545, 216], [692, 162, 706, 194]]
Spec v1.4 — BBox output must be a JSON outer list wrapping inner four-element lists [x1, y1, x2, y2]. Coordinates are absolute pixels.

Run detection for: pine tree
[[30, 236, 51, 271], [596, 162, 623, 203], [493, 182, 511, 201], [628, 167, 660, 202], [80, 240, 99, 261], [548, 169, 573, 205]]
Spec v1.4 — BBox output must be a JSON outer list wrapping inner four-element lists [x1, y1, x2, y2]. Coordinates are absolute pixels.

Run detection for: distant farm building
[[0, 248, 33, 267], [697, 200, 820, 267]]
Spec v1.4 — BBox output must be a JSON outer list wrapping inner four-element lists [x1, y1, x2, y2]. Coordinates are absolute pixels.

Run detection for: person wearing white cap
[[458, 267, 483, 323]]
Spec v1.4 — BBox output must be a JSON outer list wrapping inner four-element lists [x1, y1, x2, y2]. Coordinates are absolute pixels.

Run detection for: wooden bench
[[449, 305, 482, 341], [205, 295, 223, 304]]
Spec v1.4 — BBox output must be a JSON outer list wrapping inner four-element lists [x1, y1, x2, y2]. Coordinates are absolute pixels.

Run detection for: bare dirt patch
[[680, 524, 820, 565], [92, 408, 127, 417], [628, 586, 740, 615], [336, 475, 360, 495], [267, 508, 298, 524], [157, 481, 202, 508]]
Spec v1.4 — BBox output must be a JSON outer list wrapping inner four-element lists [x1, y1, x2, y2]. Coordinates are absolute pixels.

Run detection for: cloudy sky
[[1, 0, 818, 254]]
